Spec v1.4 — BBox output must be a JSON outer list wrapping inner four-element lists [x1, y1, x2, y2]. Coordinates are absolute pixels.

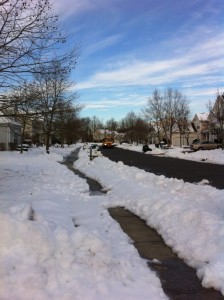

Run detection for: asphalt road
[[101, 147, 224, 190]]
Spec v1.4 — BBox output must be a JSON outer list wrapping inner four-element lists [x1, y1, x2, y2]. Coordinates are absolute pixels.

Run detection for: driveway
[[101, 147, 224, 189]]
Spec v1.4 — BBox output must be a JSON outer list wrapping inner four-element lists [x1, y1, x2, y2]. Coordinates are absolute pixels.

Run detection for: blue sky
[[54, 0, 224, 122]]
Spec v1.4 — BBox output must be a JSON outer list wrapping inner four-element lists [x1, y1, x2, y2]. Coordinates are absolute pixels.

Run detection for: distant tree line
[[80, 88, 191, 146], [79, 113, 154, 144]]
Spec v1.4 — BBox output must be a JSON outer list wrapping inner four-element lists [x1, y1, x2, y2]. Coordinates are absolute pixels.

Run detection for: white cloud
[[82, 96, 146, 110], [52, 0, 95, 18], [188, 87, 224, 98], [83, 34, 123, 56], [77, 31, 224, 91], [56, 2, 224, 117]]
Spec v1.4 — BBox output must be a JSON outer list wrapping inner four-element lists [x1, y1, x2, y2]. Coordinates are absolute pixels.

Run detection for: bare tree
[[134, 118, 150, 144], [79, 117, 93, 142], [175, 97, 191, 146], [53, 101, 83, 147], [122, 111, 137, 143], [207, 93, 224, 149], [34, 57, 82, 153], [63, 116, 83, 145], [144, 88, 190, 146], [0, 0, 63, 91], [8, 82, 40, 152], [119, 112, 151, 144], [143, 89, 165, 143], [0, 0, 76, 120], [105, 118, 118, 131], [91, 116, 104, 133]]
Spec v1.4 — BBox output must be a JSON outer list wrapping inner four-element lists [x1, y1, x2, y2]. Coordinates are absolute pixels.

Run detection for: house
[[208, 93, 224, 143], [171, 123, 198, 147], [0, 115, 21, 150], [93, 129, 124, 144], [149, 120, 197, 147], [191, 112, 210, 141], [23, 118, 45, 145]]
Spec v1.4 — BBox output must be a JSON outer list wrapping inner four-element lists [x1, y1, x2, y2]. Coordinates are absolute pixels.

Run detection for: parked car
[[190, 140, 222, 151]]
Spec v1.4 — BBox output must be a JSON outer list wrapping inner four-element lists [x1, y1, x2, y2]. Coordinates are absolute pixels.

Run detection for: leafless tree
[[119, 112, 151, 144], [0, 0, 62, 90], [63, 116, 83, 145], [91, 116, 104, 133], [53, 101, 83, 147], [143, 89, 164, 143], [134, 117, 150, 144], [0, 0, 76, 119], [207, 93, 224, 149], [144, 88, 190, 146], [121, 111, 137, 143], [105, 118, 118, 131], [175, 97, 191, 146], [34, 57, 82, 153], [79, 117, 93, 142], [7, 82, 40, 152]]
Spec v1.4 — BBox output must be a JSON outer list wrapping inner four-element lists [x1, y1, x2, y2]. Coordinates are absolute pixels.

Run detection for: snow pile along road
[[75, 147, 224, 295]]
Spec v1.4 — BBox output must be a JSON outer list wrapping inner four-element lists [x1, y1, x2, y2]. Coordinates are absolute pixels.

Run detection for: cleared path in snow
[[101, 147, 224, 189], [62, 149, 224, 299], [61, 149, 106, 195], [109, 207, 224, 300]]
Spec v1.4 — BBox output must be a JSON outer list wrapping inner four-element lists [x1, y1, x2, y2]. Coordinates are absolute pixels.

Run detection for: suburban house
[[171, 123, 198, 147], [93, 129, 124, 144], [149, 120, 197, 147], [208, 93, 224, 143], [0, 111, 47, 150], [0, 115, 21, 150], [23, 118, 45, 146], [191, 112, 210, 141]]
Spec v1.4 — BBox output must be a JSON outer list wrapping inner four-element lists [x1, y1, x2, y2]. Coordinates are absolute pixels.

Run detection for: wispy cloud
[[83, 34, 123, 56], [53, 0, 102, 19], [188, 88, 219, 97], [53, 0, 224, 118], [83, 96, 146, 109], [77, 31, 224, 91]]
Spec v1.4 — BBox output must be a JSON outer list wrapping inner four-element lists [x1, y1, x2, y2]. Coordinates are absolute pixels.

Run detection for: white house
[[191, 112, 210, 141], [171, 123, 198, 147], [0, 115, 21, 150]]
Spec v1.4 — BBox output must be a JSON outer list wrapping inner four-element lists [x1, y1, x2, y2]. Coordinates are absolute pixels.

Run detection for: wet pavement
[[109, 207, 224, 300], [61, 148, 106, 194], [62, 148, 224, 299]]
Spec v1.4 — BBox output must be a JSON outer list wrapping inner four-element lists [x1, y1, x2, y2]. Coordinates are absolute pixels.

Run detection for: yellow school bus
[[102, 138, 114, 148]]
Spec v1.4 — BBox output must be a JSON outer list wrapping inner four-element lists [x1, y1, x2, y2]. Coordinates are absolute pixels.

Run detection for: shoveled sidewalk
[[63, 150, 224, 299], [109, 207, 224, 300]]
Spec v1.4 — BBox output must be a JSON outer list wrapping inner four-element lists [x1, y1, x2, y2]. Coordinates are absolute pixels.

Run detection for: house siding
[[0, 122, 21, 150], [172, 132, 198, 147]]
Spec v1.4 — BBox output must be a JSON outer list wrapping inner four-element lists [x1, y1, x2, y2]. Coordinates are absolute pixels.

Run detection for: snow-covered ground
[[117, 142, 224, 164], [0, 144, 224, 299]]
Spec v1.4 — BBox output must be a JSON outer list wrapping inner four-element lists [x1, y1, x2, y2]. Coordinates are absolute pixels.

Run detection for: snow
[[196, 112, 209, 121], [0, 144, 224, 299], [118, 143, 224, 164]]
